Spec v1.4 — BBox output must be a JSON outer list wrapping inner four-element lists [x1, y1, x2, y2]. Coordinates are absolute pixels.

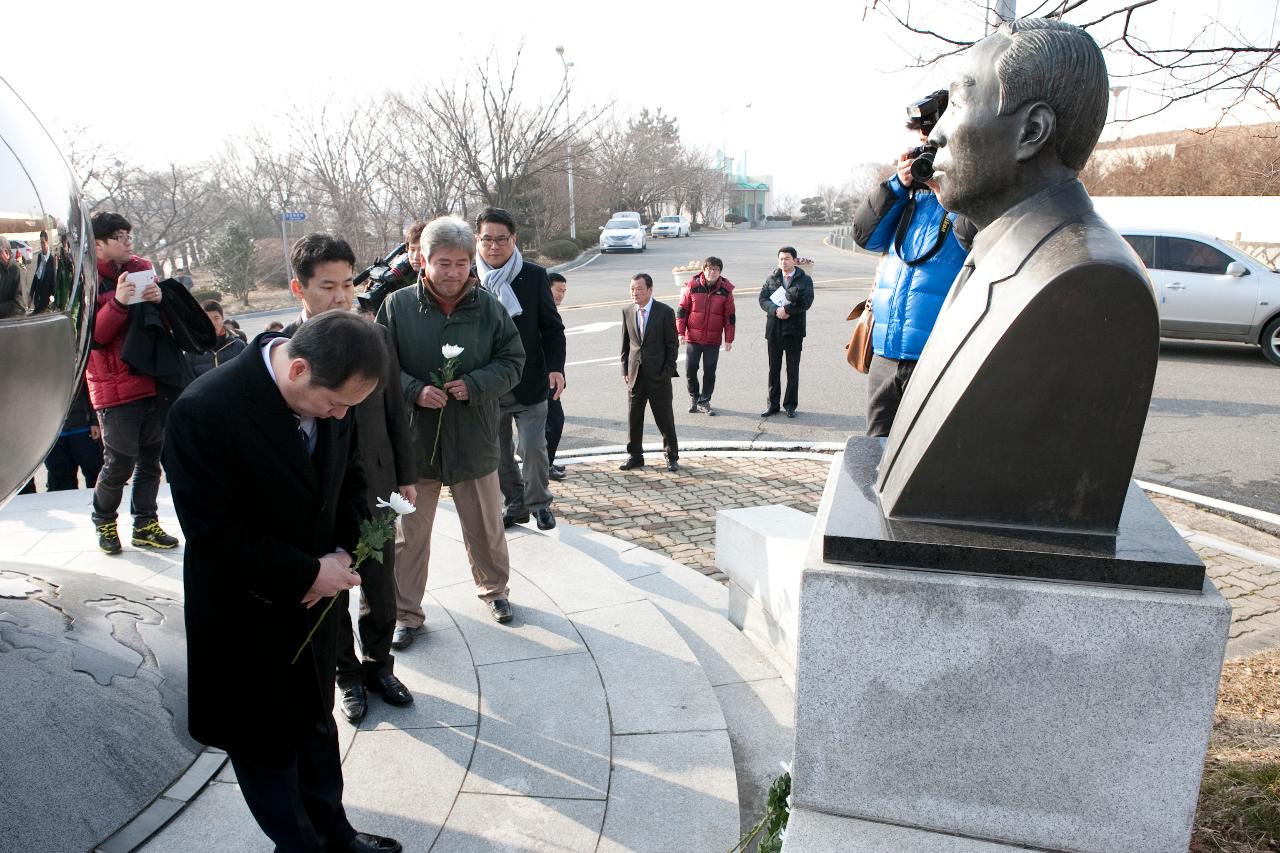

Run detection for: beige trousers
[[395, 471, 512, 628]]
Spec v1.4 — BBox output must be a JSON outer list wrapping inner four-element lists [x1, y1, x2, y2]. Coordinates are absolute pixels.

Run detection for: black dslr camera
[[905, 89, 949, 183], [354, 241, 413, 315]]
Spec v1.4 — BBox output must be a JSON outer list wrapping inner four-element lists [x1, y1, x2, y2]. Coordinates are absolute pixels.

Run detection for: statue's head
[[930, 18, 1109, 226]]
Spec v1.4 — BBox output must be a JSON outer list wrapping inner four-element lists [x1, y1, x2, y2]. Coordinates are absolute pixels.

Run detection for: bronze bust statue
[[875, 19, 1160, 535]]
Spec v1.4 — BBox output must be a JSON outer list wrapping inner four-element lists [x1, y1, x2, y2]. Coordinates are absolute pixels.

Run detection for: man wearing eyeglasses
[[474, 208, 567, 533], [86, 212, 181, 555]]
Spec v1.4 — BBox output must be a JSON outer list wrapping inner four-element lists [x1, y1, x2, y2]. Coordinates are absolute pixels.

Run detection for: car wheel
[[1262, 315, 1280, 366]]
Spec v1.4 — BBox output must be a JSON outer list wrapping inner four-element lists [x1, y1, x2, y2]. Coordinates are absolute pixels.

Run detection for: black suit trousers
[[227, 704, 355, 852], [767, 338, 802, 410], [335, 539, 396, 685], [626, 373, 678, 461]]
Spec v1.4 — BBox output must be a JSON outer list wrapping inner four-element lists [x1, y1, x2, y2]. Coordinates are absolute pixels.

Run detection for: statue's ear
[[1015, 101, 1056, 163]]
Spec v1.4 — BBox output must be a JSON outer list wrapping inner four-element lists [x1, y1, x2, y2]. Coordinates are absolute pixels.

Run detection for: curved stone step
[[141, 499, 740, 852]]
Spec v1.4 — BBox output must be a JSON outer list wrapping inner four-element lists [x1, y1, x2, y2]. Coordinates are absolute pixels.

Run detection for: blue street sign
[[282, 212, 306, 222]]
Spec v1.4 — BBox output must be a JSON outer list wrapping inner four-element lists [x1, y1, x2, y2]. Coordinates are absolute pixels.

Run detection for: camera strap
[[894, 188, 953, 268]]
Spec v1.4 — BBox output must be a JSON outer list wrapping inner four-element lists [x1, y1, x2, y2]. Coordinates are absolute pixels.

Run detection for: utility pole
[[555, 45, 577, 240]]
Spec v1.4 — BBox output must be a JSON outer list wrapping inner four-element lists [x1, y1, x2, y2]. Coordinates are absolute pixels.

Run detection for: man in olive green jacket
[[377, 217, 525, 634]]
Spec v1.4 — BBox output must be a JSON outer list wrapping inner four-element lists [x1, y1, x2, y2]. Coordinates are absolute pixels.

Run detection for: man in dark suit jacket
[[29, 230, 56, 314], [282, 234, 419, 723], [619, 273, 680, 472], [164, 311, 403, 853], [473, 207, 567, 531], [757, 246, 815, 418]]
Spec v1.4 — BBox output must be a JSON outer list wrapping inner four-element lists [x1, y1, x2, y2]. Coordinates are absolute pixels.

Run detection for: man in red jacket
[[676, 256, 735, 416], [86, 212, 180, 555]]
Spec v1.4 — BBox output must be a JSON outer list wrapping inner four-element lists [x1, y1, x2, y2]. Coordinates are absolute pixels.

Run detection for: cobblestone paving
[[551, 455, 832, 581], [553, 455, 1280, 650]]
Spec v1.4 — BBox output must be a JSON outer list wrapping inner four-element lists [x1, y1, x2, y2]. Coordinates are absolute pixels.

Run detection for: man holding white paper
[[86, 211, 180, 555], [757, 246, 814, 418]]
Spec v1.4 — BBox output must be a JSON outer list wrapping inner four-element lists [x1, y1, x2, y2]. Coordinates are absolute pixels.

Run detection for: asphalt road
[[237, 225, 1280, 517]]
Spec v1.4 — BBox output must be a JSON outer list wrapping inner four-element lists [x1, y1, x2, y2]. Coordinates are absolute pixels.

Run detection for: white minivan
[[651, 215, 691, 238]]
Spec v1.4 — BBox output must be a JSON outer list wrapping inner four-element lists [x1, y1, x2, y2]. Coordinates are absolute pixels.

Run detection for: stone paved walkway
[[554, 453, 1280, 656], [550, 455, 831, 581]]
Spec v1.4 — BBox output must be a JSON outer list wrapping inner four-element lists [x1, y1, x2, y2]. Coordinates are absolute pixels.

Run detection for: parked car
[[651, 215, 691, 238], [1119, 227, 1280, 365], [599, 217, 647, 253], [7, 239, 31, 264]]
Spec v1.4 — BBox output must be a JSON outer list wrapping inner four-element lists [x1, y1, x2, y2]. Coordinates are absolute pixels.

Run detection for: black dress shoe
[[551, 463, 566, 474], [618, 457, 644, 470], [698, 402, 715, 416], [339, 684, 367, 723], [391, 625, 420, 650], [489, 599, 514, 623], [666, 459, 679, 472], [535, 508, 556, 530], [688, 400, 698, 413], [369, 672, 414, 706], [785, 408, 796, 418], [343, 832, 403, 853], [503, 513, 530, 529], [760, 406, 780, 417], [548, 467, 566, 481]]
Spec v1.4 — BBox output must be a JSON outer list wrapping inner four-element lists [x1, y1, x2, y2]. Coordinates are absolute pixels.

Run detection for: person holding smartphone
[[85, 212, 180, 556]]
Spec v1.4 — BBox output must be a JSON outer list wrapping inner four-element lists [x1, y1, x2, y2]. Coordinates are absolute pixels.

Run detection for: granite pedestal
[[784, 440, 1231, 853]]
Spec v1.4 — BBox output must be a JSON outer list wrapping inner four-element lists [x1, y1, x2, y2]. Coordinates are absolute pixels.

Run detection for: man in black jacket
[[164, 311, 402, 853], [281, 234, 419, 721], [186, 300, 247, 377], [758, 246, 815, 417], [474, 207, 567, 531]]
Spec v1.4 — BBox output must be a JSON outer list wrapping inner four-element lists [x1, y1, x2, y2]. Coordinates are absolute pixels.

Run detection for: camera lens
[[910, 144, 937, 182]]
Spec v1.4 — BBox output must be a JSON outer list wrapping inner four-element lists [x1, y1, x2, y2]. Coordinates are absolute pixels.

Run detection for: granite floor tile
[[464, 652, 609, 799], [597, 730, 739, 853], [570, 600, 725, 735], [432, 792, 604, 852], [342, 726, 477, 850], [433, 577, 584, 667]]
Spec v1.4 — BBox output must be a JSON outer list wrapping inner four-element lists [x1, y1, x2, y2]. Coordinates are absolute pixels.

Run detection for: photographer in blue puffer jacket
[[853, 89, 977, 436]]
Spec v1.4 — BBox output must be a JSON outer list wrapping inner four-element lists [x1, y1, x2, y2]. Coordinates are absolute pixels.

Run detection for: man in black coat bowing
[[164, 311, 403, 853]]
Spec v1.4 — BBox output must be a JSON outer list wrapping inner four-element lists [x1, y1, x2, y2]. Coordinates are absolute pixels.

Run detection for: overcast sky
[[5, 0, 1276, 202]]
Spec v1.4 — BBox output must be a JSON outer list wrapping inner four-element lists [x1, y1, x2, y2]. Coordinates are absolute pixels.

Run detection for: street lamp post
[[555, 45, 577, 241]]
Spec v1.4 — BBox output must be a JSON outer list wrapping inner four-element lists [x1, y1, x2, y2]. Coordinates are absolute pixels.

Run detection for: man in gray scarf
[[475, 208, 567, 531]]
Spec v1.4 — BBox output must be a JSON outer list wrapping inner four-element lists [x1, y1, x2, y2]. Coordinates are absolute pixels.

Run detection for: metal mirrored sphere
[[0, 77, 96, 507]]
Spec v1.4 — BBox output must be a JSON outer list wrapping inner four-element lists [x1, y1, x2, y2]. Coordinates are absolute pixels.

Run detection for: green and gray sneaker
[[132, 520, 179, 549], [97, 521, 122, 555]]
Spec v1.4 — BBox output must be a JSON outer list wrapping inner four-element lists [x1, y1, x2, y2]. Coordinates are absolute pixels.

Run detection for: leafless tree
[[864, 0, 1278, 122], [419, 46, 599, 243]]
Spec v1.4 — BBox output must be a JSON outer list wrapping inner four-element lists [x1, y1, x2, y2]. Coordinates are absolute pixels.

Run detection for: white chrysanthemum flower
[[441, 344, 465, 359], [376, 491, 416, 515]]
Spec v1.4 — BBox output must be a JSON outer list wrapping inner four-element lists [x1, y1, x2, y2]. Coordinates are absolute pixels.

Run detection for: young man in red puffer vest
[[86, 211, 180, 555], [675, 256, 735, 416]]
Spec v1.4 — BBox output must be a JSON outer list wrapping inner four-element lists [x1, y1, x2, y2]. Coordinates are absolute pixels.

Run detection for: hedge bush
[[541, 239, 581, 261], [192, 288, 223, 302]]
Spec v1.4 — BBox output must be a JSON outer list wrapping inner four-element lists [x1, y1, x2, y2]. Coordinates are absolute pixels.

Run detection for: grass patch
[[1192, 649, 1280, 852]]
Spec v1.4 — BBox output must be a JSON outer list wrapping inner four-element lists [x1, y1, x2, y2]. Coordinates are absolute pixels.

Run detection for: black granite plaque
[[825, 437, 1206, 593]]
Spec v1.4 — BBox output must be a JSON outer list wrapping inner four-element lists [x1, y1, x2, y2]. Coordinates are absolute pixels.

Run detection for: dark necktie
[[297, 419, 315, 456]]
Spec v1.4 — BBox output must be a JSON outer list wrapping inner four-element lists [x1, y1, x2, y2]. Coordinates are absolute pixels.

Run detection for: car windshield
[[659, 216, 680, 222], [606, 220, 638, 230]]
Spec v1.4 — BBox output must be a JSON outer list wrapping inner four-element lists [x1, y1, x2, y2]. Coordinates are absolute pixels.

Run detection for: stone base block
[[790, 559, 1231, 853], [716, 504, 816, 686]]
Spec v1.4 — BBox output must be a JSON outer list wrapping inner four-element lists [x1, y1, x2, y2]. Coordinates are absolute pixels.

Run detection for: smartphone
[[124, 271, 157, 304]]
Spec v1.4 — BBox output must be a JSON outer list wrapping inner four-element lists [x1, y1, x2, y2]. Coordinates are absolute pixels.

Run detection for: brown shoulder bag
[[845, 298, 874, 374]]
